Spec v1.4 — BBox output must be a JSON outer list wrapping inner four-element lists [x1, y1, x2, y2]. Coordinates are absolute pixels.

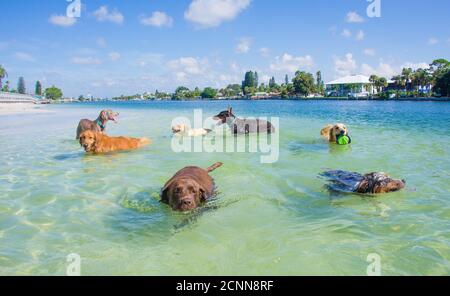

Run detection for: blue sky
[[0, 0, 449, 97]]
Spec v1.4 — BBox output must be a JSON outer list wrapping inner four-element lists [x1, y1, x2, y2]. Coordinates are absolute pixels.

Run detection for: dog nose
[[181, 199, 193, 206], [340, 130, 346, 135]]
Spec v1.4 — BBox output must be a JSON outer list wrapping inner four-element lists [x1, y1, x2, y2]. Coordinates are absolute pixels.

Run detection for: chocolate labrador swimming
[[76, 109, 119, 139], [213, 107, 275, 134], [161, 162, 223, 212]]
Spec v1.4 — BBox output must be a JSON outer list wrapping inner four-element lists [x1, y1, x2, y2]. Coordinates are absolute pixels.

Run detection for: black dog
[[213, 107, 275, 134]]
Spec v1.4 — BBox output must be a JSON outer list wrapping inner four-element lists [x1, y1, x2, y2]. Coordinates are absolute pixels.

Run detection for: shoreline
[[0, 103, 52, 116], [63, 97, 450, 103]]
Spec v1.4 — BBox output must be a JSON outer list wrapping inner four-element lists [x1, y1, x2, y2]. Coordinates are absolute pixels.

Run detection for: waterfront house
[[325, 75, 373, 98]]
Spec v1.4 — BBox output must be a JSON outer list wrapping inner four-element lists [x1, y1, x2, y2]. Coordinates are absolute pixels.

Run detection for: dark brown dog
[[79, 130, 150, 153], [321, 170, 405, 194], [213, 107, 275, 134], [356, 172, 406, 194], [161, 162, 223, 212], [76, 110, 119, 139]]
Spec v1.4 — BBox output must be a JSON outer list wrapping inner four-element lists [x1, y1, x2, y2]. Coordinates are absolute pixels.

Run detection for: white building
[[325, 75, 373, 98], [0, 91, 38, 104]]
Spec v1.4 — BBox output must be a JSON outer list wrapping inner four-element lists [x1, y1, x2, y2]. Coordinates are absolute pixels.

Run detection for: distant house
[[325, 75, 373, 97], [251, 92, 270, 100]]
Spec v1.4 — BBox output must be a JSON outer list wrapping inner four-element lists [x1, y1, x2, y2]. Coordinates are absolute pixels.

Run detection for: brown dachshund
[[76, 109, 119, 139], [79, 130, 150, 153], [320, 123, 349, 143], [161, 162, 223, 212]]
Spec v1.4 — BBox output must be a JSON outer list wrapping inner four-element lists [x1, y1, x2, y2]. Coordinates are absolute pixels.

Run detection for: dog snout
[[178, 197, 195, 211], [340, 130, 346, 135]]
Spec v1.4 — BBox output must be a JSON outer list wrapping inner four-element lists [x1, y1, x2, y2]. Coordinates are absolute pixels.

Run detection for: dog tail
[[206, 162, 223, 173], [139, 137, 151, 146]]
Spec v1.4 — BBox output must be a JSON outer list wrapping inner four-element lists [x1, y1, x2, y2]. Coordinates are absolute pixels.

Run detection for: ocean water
[[0, 100, 449, 275]]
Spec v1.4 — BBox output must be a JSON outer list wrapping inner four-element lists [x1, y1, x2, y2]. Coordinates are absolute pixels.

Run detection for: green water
[[0, 100, 449, 275]]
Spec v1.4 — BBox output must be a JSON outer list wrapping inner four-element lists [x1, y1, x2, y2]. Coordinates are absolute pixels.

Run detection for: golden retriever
[[172, 124, 212, 137], [79, 130, 150, 153], [320, 123, 349, 143]]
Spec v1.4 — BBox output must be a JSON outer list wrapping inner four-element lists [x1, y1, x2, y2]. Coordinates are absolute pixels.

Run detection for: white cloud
[[401, 62, 429, 70], [341, 29, 352, 38], [184, 0, 251, 28], [108, 52, 121, 61], [364, 48, 376, 56], [346, 11, 365, 23], [93, 6, 124, 24], [97, 37, 107, 48], [14, 52, 35, 62], [356, 30, 365, 41], [428, 37, 439, 45], [361, 62, 396, 78], [71, 56, 102, 65], [333, 53, 357, 77], [49, 15, 77, 27], [270, 53, 314, 73], [259, 47, 270, 57], [167, 57, 208, 75], [236, 37, 252, 53], [140, 11, 173, 27]]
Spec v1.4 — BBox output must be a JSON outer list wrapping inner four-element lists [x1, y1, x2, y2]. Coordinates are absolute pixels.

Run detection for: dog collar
[[96, 119, 106, 131]]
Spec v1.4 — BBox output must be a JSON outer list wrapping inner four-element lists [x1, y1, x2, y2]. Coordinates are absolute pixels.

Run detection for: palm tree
[[0, 65, 7, 90], [376, 77, 388, 93], [412, 69, 432, 95], [392, 75, 406, 90], [401, 68, 413, 91], [369, 75, 378, 94]]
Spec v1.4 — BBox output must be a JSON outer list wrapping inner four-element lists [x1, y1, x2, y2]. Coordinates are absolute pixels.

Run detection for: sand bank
[[0, 103, 52, 116]]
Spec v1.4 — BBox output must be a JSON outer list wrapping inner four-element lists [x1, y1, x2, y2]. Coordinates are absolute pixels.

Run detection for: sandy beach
[[0, 103, 52, 115]]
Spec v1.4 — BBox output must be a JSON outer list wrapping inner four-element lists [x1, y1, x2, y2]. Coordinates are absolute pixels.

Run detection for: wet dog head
[[79, 130, 98, 152], [100, 110, 119, 123], [213, 107, 235, 125], [330, 123, 349, 141], [357, 173, 406, 194], [161, 178, 206, 212], [332, 123, 349, 136], [172, 124, 187, 134]]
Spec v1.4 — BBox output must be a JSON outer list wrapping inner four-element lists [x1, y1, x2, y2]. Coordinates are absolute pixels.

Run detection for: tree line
[[2, 58, 449, 101], [0, 65, 63, 100]]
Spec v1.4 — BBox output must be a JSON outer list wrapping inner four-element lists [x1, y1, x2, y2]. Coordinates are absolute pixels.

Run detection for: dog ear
[[356, 179, 369, 193], [199, 187, 207, 202], [329, 126, 336, 142], [100, 110, 107, 121], [160, 181, 173, 204]]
